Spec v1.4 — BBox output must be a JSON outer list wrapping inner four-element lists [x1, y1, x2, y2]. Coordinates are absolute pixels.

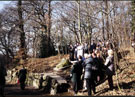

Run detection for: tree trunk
[[18, 0, 26, 62], [47, 0, 51, 56], [77, 0, 82, 43], [104, 0, 110, 40], [102, 10, 105, 41], [73, 21, 79, 43], [131, 0, 135, 52]]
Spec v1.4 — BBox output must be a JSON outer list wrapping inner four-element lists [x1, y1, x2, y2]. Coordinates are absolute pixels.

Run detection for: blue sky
[[0, 1, 11, 10]]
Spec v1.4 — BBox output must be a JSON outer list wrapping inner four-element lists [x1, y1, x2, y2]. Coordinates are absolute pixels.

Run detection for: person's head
[[84, 53, 90, 59], [95, 49, 100, 54], [96, 46, 99, 50], [108, 49, 113, 56], [92, 52, 97, 58], [96, 53, 100, 58], [89, 51, 93, 55], [78, 55, 82, 61], [93, 49, 96, 52]]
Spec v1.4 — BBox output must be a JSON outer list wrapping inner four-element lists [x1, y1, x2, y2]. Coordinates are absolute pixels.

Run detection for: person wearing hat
[[104, 49, 115, 90]]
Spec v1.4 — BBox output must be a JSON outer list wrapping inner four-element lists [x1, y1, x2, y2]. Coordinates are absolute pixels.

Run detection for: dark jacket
[[71, 61, 83, 83], [18, 68, 27, 83]]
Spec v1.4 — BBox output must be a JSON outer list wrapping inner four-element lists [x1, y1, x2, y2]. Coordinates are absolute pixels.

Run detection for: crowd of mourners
[[69, 40, 115, 96], [0, 40, 116, 97]]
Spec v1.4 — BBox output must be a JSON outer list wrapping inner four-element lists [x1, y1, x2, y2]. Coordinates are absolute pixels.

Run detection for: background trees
[[0, 1, 133, 62]]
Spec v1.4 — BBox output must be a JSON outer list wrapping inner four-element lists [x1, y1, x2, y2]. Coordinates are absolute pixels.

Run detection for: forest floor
[[6, 48, 135, 96]]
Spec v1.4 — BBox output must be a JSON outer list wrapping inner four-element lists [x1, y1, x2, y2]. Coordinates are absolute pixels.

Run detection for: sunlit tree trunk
[[104, 0, 110, 40], [76, 0, 82, 43]]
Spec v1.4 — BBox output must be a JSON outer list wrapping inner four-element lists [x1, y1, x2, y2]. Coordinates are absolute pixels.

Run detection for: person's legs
[[91, 80, 96, 94], [73, 82, 78, 95], [0, 86, 4, 97], [86, 79, 92, 96], [108, 75, 113, 89], [83, 79, 87, 91]]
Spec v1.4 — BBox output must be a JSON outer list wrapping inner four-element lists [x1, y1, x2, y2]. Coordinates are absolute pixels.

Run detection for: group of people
[[0, 40, 115, 96], [69, 40, 115, 96]]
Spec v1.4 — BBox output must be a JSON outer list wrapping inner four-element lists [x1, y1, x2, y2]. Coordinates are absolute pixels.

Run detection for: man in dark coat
[[83, 54, 96, 96], [70, 56, 83, 96], [18, 66, 27, 90]]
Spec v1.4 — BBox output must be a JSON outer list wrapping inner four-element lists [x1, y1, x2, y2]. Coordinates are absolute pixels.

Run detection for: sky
[[0, 1, 11, 11]]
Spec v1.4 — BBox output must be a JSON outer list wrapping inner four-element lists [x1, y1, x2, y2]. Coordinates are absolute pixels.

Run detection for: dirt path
[[4, 83, 74, 96], [4, 84, 50, 96]]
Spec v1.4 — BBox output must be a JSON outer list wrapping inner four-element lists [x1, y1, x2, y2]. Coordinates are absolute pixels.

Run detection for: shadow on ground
[[5, 84, 50, 96], [96, 80, 135, 95]]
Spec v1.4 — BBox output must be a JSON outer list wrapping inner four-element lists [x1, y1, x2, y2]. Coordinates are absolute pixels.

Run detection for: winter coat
[[83, 57, 93, 79], [104, 55, 115, 76], [18, 69, 27, 83], [71, 61, 83, 83]]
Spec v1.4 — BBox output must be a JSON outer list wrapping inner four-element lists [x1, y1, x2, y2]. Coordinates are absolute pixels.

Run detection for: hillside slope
[[11, 49, 135, 96]]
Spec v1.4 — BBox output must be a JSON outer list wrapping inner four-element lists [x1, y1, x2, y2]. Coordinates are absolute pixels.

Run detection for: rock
[[33, 79, 39, 88], [43, 76, 52, 93], [50, 79, 58, 95], [55, 58, 70, 69], [6, 70, 12, 82], [54, 58, 71, 71], [6, 69, 70, 94]]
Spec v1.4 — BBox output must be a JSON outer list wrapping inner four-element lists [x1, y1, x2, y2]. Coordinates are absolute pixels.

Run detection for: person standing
[[77, 43, 84, 60], [69, 44, 75, 61], [74, 43, 79, 60], [96, 51, 105, 81], [104, 49, 115, 90], [70, 56, 83, 96], [84, 42, 88, 54], [83, 53, 96, 96], [90, 40, 97, 52], [18, 66, 27, 90], [92, 52, 100, 83]]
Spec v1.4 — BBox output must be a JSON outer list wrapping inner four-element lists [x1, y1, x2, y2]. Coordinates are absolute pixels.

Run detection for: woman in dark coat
[[70, 56, 83, 96]]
